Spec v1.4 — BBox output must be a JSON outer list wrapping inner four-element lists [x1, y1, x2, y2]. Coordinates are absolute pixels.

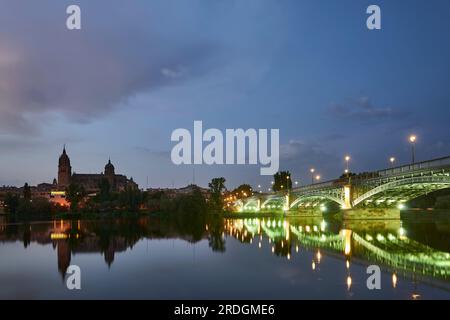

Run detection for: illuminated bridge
[[236, 156, 450, 218]]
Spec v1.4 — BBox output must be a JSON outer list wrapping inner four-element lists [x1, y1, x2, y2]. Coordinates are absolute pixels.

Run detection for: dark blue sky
[[1, 0, 449, 190]]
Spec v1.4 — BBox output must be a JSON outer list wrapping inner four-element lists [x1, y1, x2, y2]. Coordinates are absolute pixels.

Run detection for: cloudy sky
[[1, 0, 450, 190]]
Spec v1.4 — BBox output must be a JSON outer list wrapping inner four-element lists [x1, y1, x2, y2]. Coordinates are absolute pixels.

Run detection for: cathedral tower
[[104, 159, 115, 188], [58, 146, 72, 188]]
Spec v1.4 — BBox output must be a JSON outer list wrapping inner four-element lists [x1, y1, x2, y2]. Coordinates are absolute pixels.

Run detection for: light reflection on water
[[0, 215, 449, 299]]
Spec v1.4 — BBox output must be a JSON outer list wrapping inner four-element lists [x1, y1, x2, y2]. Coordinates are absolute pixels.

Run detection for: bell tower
[[58, 145, 72, 188]]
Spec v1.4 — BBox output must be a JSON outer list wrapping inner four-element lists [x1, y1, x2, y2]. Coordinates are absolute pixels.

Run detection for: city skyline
[[1, 0, 450, 190]]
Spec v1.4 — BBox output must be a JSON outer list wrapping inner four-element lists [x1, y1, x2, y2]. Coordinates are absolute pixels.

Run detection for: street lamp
[[315, 175, 321, 182], [345, 155, 350, 173], [409, 135, 417, 164], [389, 157, 396, 167], [310, 168, 315, 184]]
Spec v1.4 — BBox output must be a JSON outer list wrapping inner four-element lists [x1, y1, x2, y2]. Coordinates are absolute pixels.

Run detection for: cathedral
[[57, 147, 138, 193]]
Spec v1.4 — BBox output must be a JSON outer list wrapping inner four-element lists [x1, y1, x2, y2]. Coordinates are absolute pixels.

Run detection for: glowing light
[[398, 227, 407, 239], [287, 253, 291, 260], [295, 245, 299, 253], [271, 246, 275, 253], [50, 233, 67, 240], [312, 261, 316, 270], [342, 229, 352, 255], [258, 242, 262, 248], [343, 186, 351, 209], [409, 135, 417, 143], [392, 273, 397, 288], [316, 251, 322, 263], [346, 260, 350, 269], [51, 191, 66, 196], [346, 276, 352, 291]]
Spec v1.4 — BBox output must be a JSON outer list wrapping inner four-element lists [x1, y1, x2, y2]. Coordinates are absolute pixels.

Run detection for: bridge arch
[[261, 196, 285, 209], [352, 175, 450, 207], [289, 194, 346, 209], [242, 197, 260, 210]]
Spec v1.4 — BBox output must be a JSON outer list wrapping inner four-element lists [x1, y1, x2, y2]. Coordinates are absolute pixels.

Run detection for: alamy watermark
[[366, 265, 381, 290], [65, 4, 380, 32], [171, 121, 279, 175], [66, 265, 81, 290]]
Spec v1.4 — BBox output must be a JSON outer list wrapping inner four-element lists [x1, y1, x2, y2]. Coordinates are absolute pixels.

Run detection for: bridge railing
[[291, 180, 343, 193], [377, 156, 450, 177]]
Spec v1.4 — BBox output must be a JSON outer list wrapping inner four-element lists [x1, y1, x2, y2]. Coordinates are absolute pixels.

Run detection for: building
[[147, 184, 210, 199], [0, 148, 138, 211], [57, 146, 138, 193]]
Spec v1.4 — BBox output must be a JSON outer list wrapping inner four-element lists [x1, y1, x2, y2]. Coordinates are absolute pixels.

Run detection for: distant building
[[0, 148, 138, 210], [57, 146, 138, 193], [147, 184, 210, 199]]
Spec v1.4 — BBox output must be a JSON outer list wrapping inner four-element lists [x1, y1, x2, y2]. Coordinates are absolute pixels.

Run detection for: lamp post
[[389, 157, 395, 168], [409, 135, 416, 164], [345, 155, 350, 173], [310, 168, 315, 185]]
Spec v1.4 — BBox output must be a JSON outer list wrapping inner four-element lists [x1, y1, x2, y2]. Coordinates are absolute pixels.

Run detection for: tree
[[232, 184, 253, 199], [273, 171, 292, 192], [66, 183, 85, 212], [118, 186, 143, 212], [23, 183, 31, 201], [4, 193, 20, 214], [98, 178, 111, 202], [209, 177, 226, 210]]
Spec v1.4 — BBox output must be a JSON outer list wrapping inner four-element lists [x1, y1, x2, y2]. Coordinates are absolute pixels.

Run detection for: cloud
[[279, 139, 341, 182], [0, 2, 218, 135], [161, 67, 187, 79], [134, 146, 170, 160], [328, 97, 410, 123]]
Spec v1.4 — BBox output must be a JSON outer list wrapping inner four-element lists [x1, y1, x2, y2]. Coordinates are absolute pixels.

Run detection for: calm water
[[0, 214, 450, 299]]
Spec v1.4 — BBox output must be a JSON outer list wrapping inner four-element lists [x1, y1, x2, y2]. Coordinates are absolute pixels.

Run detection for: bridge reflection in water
[[224, 217, 450, 285], [1, 215, 449, 297]]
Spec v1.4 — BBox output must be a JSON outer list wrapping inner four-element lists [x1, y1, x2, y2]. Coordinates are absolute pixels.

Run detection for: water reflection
[[0, 214, 450, 298]]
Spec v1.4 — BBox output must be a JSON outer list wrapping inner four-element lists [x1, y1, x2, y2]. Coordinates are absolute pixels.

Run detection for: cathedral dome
[[105, 159, 115, 175]]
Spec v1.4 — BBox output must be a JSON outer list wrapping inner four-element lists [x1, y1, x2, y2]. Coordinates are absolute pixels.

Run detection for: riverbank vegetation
[[1, 177, 230, 221]]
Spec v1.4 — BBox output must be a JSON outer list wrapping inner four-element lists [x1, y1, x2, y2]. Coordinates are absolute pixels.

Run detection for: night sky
[[1, 0, 450, 190]]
